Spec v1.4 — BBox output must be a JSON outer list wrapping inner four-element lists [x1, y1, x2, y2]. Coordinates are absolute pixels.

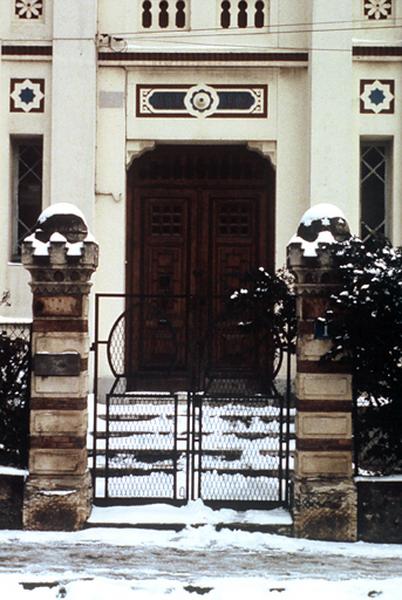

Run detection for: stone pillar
[[287, 204, 357, 541], [21, 203, 98, 531]]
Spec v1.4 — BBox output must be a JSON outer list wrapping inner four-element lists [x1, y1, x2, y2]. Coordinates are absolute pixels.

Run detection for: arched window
[[220, 0, 269, 29], [141, 0, 188, 30]]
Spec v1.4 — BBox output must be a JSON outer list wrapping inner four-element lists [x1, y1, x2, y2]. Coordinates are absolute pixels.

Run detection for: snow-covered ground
[[1, 574, 402, 600], [0, 503, 401, 600]]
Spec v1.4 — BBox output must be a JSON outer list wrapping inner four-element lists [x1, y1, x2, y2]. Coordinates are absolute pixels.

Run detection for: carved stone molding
[[247, 141, 276, 169], [126, 140, 156, 168]]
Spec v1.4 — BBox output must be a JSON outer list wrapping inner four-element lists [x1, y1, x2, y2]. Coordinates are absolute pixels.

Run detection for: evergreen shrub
[[0, 329, 30, 468], [326, 236, 402, 474]]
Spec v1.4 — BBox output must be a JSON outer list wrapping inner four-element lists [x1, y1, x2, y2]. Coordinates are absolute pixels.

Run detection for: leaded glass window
[[360, 143, 390, 241], [11, 137, 43, 261]]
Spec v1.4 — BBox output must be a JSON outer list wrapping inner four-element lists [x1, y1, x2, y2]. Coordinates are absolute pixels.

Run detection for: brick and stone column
[[287, 204, 357, 541], [21, 203, 98, 531]]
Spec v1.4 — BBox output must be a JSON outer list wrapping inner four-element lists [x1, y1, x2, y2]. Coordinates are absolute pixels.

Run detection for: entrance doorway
[[126, 145, 275, 390]]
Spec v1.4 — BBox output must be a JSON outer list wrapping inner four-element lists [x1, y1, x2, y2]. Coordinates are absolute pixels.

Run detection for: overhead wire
[[110, 16, 402, 39], [3, 15, 402, 52], [105, 16, 402, 54]]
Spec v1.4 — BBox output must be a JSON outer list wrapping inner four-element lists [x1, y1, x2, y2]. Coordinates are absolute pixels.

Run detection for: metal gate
[[91, 294, 293, 508]]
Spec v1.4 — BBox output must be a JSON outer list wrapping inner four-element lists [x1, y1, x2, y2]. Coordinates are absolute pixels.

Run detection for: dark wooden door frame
[[126, 144, 276, 294], [125, 144, 276, 389]]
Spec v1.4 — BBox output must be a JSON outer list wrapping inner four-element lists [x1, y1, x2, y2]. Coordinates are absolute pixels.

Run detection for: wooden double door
[[127, 146, 275, 390]]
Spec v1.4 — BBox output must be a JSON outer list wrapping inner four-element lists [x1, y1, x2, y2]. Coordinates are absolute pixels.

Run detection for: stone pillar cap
[[288, 203, 351, 258], [22, 203, 98, 265], [34, 202, 89, 243]]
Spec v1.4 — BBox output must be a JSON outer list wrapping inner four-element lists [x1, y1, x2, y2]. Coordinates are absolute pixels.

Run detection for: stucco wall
[[1, 0, 402, 319]]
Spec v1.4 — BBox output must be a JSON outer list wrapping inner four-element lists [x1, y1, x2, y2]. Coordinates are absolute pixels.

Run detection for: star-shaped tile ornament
[[10, 78, 45, 113], [360, 79, 394, 114]]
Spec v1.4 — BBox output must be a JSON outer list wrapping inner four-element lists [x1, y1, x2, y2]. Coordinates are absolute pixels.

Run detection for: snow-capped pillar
[[21, 203, 98, 531], [287, 204, 357, 542]]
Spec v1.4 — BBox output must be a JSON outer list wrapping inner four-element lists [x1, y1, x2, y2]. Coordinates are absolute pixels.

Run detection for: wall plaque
[[33, 296, 82, 318], [34, 353, 81, 377]]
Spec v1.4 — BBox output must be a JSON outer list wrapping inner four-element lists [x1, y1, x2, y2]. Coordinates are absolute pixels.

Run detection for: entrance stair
[[85, 499, 293, 536]]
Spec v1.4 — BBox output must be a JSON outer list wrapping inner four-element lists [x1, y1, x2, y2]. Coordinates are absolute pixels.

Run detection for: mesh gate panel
[[95, 394, 185, 500], [194, 395, 287, 504]]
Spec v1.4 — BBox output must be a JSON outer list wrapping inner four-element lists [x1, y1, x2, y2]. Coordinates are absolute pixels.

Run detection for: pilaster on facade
[[308, 0, 358, 232], [50, 0, 97, 225]]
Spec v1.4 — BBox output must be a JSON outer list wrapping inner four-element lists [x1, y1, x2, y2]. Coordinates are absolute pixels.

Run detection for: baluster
[[176, 0, 186, 28], [142, 0, 152, 28], [159, 0, 169, 28], [221, 1, 231, 28], [255, 0, 265, 28], [238, 1, 248, 28]]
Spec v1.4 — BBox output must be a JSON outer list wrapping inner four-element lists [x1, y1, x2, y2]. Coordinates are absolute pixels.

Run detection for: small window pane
[[360, 144, 387, 241], [11, 138, 43, 261]]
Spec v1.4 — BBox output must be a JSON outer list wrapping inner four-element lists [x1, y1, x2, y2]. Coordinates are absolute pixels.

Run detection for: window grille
[[141, 0, 187, 30], [360, 143, 390, 241], [220, 0, 269, 29], [11, 137, 43, 261]]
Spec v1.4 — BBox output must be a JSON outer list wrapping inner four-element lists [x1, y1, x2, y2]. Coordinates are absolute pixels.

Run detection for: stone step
[[84, 519, 293, 536], [85, 504, 294, 536]]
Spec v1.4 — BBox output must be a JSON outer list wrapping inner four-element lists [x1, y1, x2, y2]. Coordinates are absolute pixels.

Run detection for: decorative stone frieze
[[287, 203, 357, 541], [21, 203, 98, 531], [136, 83, 268, 119]]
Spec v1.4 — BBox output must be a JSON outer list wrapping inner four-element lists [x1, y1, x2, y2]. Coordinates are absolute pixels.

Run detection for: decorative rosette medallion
[[184, 85, 220, 118]]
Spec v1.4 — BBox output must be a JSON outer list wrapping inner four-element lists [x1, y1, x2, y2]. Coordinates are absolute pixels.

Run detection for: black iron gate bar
[[91, 293, 293, 506]]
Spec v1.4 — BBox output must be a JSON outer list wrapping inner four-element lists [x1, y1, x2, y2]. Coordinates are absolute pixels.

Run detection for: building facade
[[1, 0, 401, 321]]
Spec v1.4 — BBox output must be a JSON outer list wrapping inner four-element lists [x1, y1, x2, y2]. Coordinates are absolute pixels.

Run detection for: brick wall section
[[21, 210, 98, 531], [287, 243, 357, 541]]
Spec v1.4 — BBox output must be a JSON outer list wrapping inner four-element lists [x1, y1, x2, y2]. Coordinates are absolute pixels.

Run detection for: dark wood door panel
[[128, 190, 196, 386]]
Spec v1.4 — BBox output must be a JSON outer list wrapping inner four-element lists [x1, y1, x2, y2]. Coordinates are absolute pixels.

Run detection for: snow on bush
[[325, 236, 402, 474], [229, 267, 297, 362]]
